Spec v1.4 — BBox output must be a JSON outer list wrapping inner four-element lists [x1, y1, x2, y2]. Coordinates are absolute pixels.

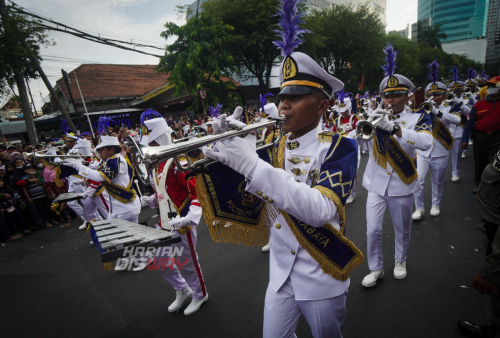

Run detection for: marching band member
[[447, 67, 471, 182], [351, 44, 433, 287], [204, 1, 362, 334], [332, 90, 359, 205], [140, 117, 208, 316], [412, 60, 460, 219]]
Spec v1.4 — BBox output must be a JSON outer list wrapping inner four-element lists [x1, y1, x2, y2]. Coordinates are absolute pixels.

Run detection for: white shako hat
[[424, 59, 448, 97], [73, 138, 92, 156], [66, 133, 78, 140], [379, 43, 414, 96], [262, 103, 278, 121], [278, 52, 343, 99], [144, 118, 172, 146], [96, 136, 120, 150], [139, 109, 163, 146], [339, 98, 352, 113]]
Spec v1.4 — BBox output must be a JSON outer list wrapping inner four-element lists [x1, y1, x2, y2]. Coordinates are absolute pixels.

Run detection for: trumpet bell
[[419, 102, 433, 112]]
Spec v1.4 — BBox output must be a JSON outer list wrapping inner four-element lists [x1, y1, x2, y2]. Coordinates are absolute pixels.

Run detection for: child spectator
[[0, 179, 30, 234]]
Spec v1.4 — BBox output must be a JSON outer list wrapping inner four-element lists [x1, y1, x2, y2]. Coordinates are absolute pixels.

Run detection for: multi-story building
[[188, 0, 386, 25], [417, 0, 489, 63], [486, 0, 500, 64], [411, 17, 432, 42], [389, 24, 410, 39]]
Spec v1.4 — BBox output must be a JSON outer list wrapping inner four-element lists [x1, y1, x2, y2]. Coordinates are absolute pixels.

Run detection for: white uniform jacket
[[447, 102, 471, 139], [78, 154, 141, 217], [246, 125, 351, 300], [67, 175, 86, 194], [417, 105, 461, 158], [355, 107, 434, 196]]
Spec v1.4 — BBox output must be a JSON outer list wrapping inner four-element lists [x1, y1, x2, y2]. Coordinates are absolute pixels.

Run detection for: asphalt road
[[0, 150, 489, 338]]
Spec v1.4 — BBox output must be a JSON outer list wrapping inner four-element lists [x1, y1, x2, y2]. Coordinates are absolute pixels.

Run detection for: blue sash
[[271, 133, 363, 281], [98, 156, 137, 204], [429, 112, 454, 150], [372, 111, 431, 185]]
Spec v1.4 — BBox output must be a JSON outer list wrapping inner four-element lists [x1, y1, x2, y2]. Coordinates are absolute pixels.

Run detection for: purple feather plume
[[427, 59, 439, 83], [60, 118, 70, 134], [260, 93, 274, 112], [272, 0, 311, 57], [97, 116, 113, 136], [364, 91, 370, 99], [467, 68, 476, 80], [208, 104, 223, 118], [381, 43, 397, 77], [78, 132, 92, 139], [140, 109, 162, 125], [336, 89, 352, 102], [450, 67, 459, 82], [481, 70, 489, 79]]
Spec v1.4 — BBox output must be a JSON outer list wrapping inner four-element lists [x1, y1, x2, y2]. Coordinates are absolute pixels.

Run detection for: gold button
[[262, 195, 268, 200], [275, 224, 281, 229], [387, 172, 390, 175], [256, 191, 262, 196], [291, 250, 295, 255], [304, 157, 310, 164], [268, 198, 274, 203]]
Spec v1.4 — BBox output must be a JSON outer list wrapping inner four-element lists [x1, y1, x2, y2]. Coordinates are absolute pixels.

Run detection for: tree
[[301, 3, 386, 93], [156, 14, 238, 112], [419, 23, 447, 50], [201, 0, 281, 93]]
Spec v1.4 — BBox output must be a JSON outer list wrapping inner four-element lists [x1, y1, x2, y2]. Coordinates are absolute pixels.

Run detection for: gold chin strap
[[281, 80, 323, 90]]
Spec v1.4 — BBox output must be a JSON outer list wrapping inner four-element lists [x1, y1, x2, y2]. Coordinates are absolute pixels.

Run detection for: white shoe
[[132, 254, 152, 272], [430, 206, 440, 216], [184, 293, 209, 315], [78, 221, 87, 230], [468, 140, 473, 145], [362, 150, 368, 155], [451, 176, 459, 182], [114, 257, 134, 271], [262, 243, 270, 252], [462, 152, 466, 158], [168, 287, 193, 312], [89, 241, 94, 246], [394, 260, 407, 279], [361, 269, 384, 287], [412, 209, 424, 220], [346, 194, 355, 204]]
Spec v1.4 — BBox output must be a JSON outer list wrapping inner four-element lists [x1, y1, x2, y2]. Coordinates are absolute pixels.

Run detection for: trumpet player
[[350, 44, 433, 287], [447, 68, 472, 182]]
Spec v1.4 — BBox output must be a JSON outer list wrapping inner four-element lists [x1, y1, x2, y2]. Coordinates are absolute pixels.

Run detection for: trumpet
[[125, 116, 286, 184], [357, 107, 367, 118], [445, 93, 455, 103], [355, 104, 393, 140], [419, 101, 435, 113]]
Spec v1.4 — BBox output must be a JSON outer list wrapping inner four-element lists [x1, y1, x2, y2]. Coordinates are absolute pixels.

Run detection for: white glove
[[67, 148, 80, 156], [430, 106, 439, 115], [203, 134, 258, 177], [168, 215, 191, 230], [140, 194, 156, 207], [375, 115, 395, 132], [452, 97, 461, 105], [228, 119, 247, 130], [218, 114, 228, 132], [62, 158, 83, 170], [227, 106, 243, 121]]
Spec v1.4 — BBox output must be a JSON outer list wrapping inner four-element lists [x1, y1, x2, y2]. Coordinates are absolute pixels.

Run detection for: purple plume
[[272, 0, 311, 57], [140, 109, 162, 125], [97, 116, 113, 136], [364, 91, 370, 99], [260, 93, 274, 112], [60, 118, 70, 134], [208, 104, 223, 118], [481, 70, 489, 79], [467, 68, 477, 80], [336, 89, 352, 102], [450, 67, 459, 82], [427, 59, 439, 83], [381, 43, 397, 77], [78, 132, 92, 139]]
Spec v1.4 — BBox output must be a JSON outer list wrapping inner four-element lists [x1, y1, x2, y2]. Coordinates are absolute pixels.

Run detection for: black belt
[[478, 130, 500, 135]]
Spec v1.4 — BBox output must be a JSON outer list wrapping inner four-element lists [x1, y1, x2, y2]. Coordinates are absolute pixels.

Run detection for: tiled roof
[[55, 64, 169, 101], [1, 99, 21, 111]]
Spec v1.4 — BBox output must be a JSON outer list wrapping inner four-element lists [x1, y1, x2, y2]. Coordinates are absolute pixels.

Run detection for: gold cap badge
[[388, 76, 399, 88], [283, 56, 298, 80]]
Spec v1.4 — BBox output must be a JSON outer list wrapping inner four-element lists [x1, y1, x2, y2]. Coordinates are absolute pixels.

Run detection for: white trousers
[[109, 211, 139, 224], [67, 200, 84, 218], [450, 138, 462, 177], [366, 191, 413, 270], [263, 278, 347, 338], [413, 155, 449, 210], [156, 228, 207, 300], [82, 193, 110, 222]]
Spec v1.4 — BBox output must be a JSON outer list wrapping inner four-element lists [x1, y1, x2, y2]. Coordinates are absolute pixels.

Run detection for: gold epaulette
[[265, 130, 281, 145], [318, 131, 335, 143]]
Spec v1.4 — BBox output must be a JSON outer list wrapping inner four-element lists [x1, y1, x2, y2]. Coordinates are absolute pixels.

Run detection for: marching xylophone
[[53, 192, 83, 203], [89, 219, 180, 263]]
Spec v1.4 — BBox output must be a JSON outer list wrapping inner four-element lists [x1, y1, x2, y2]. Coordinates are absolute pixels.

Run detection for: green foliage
[[201, 0, 281, 93], [301, 3, 386, 93], [0, 5, 51, 90], [157, 14, 238, 112], [419, 23, 447, 50]]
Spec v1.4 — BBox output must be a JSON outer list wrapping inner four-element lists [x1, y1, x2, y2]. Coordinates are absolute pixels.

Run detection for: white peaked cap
[[96, 136, 120, 150], [144, 118, 172, 146]]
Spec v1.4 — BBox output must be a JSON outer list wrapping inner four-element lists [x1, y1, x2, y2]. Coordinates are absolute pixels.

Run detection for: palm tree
[[419, 23, 448, 49]]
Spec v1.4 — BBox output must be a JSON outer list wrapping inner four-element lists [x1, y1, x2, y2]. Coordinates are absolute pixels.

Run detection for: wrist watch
[[391, 124, 401, 136]]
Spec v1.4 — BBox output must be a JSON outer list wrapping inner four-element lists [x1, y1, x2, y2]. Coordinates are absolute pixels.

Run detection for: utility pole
[[0, 0, 38, 144], [73, 73, 94, 135], [61, 69, 84, 133], [25, 45, 77, 134]]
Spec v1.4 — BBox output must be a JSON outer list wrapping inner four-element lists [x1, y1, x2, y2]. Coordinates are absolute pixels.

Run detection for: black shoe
[[457, 320, 496, 337]]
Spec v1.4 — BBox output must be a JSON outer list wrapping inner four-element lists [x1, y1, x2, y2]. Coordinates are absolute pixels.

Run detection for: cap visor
[[278, 85, 318, 96]]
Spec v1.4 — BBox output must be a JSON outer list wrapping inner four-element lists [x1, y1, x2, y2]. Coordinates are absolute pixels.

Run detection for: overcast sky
[[12, 0, 417, 109]]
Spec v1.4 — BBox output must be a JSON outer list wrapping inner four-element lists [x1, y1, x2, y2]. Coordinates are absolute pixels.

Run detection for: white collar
[[286, 124, 322, 152]]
